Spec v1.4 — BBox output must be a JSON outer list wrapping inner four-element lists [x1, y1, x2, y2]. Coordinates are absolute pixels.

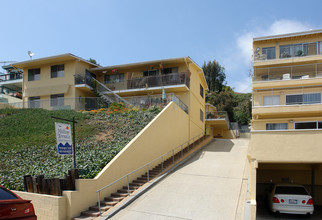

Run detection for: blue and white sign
[[55, 122, 73, 155]]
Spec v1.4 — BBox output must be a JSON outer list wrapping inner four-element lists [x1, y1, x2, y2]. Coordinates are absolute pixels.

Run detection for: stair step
[[111, 192, 128, 197], [123, 185, 139, 190], [105, 196, 124, 202], [129, 182, 143, 187], [89, 205, 111, 211], [72, 216, 94, 220], [81, 210, 100, 217], [118, 189, 133, 193], [99, 201, 117, 206], [141, 175, 156, 179], [133, 179, 147, 184]]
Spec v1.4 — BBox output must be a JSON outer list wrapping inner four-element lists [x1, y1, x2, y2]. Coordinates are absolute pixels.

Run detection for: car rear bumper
[[272, 204, 314, 215]]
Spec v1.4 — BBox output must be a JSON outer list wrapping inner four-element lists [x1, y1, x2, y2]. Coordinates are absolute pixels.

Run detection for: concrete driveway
[[109, 138, 250, 220]]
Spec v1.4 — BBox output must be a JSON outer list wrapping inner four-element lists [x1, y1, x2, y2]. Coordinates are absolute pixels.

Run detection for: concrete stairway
[[72, 135, 208, 220]]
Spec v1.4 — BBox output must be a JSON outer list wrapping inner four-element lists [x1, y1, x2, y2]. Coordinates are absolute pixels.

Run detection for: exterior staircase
[[72, 135, 208, 220], [91, 77, 130, 106]]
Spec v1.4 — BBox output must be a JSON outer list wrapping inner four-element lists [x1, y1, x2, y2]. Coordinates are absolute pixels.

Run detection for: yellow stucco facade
[[9, 55, 213, 219], [249, 29, 322, 218]]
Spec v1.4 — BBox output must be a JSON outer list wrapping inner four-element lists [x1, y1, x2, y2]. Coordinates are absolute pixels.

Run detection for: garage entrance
[[256, 163, 322, 219]]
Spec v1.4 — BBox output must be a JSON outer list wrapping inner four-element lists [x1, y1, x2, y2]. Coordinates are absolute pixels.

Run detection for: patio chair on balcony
[[282, 73, 290, 80]]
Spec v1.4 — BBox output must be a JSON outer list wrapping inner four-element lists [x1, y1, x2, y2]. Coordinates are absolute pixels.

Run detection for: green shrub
[[0, 108, 159, 190]]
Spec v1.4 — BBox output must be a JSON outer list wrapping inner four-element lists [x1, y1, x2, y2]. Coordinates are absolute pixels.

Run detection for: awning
[[25, 84, 70, 97]]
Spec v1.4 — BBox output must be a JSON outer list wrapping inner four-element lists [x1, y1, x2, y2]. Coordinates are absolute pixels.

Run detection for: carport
[[256, 163, 322, 219]]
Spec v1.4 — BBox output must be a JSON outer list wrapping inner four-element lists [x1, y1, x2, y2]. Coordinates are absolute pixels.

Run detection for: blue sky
[[1, 0, 321, 92]]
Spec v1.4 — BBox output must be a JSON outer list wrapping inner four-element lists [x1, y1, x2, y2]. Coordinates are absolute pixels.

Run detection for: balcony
[[74, 74, 95, 92], [104, 73, 190, 95], [253, 63, 322, 89], [206, 111, 230, 129], [0, 72, 23, 84], [254, 41, 322, 60]]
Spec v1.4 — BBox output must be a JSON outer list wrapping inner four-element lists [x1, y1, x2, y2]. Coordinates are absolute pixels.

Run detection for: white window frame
[[263, 95, 280, 106]]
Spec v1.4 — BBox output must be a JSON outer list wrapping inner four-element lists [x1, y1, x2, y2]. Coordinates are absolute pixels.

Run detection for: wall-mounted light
[[288, 120, 294, 123]]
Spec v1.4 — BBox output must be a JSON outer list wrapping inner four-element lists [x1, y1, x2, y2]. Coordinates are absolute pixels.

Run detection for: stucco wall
[[13, 191, 67, 220], [64, 101, 191, 219], [188, 63, 206, 138], [251, 130, 322, 162]]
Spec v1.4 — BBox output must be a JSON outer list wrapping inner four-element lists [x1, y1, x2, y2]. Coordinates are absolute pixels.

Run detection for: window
[[266, 123, 288, 130], [104, 73, 124, 83], [295, 122, 318, 130], [28, 96, 40, 108], [263, 95, 280, 106], [200, 84, 204, 98], [163, 67, 178, 74], [51, 94, 64, 106], [28, 68, 40, 81], [286, 93, 321, 105], [143, 70, 158, 77], [200, 109, 204, 122], [51, 64, 64, 78], [0, 188, 18, 200], [262, 47, 275, 60]]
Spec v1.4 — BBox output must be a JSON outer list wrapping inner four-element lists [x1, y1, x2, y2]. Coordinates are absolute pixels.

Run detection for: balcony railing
[[104, 73, 190, 91], [254, 41, 322, 61], [0, 73, 23, 82], [4, 94, 188, 113], [252, 86, 322, 107], [253, 63, 322, 82], [206, 111, 230, 127], [74, 74, 95, 88]]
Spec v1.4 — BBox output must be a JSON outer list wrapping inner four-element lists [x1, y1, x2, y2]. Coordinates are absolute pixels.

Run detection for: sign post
[[52, 116, 77, 169]]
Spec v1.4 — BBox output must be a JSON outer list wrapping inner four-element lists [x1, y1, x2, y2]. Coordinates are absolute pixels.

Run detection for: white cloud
[[225, 19, 312, 93]]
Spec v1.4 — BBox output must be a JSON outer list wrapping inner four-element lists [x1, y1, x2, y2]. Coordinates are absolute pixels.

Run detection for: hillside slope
[[0, 107, 160, 190]]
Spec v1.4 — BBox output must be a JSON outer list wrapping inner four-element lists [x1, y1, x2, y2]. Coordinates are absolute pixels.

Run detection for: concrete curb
[[100, 138, 215, 220]]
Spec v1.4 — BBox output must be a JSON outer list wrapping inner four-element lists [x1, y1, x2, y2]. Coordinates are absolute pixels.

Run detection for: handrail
[[96, 130, 206, 215], [92, 77, 131, 106]]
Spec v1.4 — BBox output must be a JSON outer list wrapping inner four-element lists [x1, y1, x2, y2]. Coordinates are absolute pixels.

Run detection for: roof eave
[[253, 29, 322, 42]]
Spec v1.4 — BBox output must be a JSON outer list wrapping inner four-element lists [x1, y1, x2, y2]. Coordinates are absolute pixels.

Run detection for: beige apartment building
[[249, 29, 322, 218]]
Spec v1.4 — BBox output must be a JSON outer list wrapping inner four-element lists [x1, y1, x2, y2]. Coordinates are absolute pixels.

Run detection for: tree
[[88, 58, 99, 65], [202, 60, 226, 92], [233, 93, 252, 125], [207, 86, 234, 121], [206, 86, 252, 125]]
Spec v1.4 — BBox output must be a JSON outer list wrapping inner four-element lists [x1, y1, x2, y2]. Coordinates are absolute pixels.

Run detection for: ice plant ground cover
[[0, 104, 161, 190]]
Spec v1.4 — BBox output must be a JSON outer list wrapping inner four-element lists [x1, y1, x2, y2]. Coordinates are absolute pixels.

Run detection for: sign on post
[[55, 122, 73, 155]]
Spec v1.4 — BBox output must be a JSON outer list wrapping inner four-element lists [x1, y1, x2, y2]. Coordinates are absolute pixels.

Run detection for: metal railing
[[252, 87, 322, 107], [206, 111, 230, 127], [122, 93, 188, 114], [96, 131, 206, 216], [92, 77, 131, 106], [254, 42, 321, 61], [74, 74, 95, 88], [3, 97, 111, 111], [104, 72, 190, 92], [253, 63, 322, 82], [4, 95, 188, 113], [0, 72, 23, 82]]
